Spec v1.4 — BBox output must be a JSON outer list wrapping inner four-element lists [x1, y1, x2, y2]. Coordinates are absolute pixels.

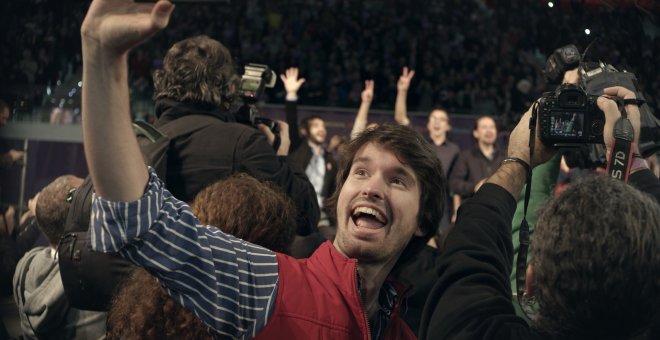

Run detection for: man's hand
[[19, 192, 39, 225], [81, 0, 174, 58], [280, 68, 305, 101], [598, 86, 641, 158], [258, 120, 290, 156], [9, 149, 24, 163], [361, 80, 374, 103], [507, 103, 556, 168], [397, 67, 415, 92]]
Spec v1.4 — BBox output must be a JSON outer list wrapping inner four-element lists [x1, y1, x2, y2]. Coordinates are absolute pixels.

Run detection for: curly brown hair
[[532, 175, 660, 340], [191, 173, 296, 254], [153, 35, 238, 109], [107, 268, 212, 340]]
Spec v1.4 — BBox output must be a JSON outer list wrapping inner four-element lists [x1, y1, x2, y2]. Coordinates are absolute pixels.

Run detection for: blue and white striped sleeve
[[90, 167, 278, 339]]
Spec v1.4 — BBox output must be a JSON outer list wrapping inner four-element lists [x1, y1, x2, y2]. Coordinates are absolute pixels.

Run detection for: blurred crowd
[[1, 0, 658, 126]]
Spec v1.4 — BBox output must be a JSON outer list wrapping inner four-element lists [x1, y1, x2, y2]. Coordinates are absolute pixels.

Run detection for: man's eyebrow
[[352, 156, 372, 165]]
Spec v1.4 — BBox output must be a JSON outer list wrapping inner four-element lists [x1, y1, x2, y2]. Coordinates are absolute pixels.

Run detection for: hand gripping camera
[[538, 83, 605, 146], [235, 63, 279, 133]]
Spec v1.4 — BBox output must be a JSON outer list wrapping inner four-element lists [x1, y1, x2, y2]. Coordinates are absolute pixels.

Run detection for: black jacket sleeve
[[285, 100, 303, 152], [420, 184, 543, 340], [235, 129, 320, 236]]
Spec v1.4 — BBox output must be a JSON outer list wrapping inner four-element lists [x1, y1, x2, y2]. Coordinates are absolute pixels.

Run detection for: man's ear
[[472, 129, 479, 139], [414, 226, 425, 237], [299, 127, 308, 137], [525, 264, 536, 297]]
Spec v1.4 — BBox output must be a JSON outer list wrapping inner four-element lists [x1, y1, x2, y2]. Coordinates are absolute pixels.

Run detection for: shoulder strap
[[137, 115, 220, 181]]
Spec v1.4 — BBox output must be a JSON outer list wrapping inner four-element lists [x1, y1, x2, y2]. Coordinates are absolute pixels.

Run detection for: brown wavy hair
[[153, 35, 238, 109], [190, 173, 296, 254], [107, 174, 297, 339], [107, 268, 212, 340], [532, 175, 660, 340]]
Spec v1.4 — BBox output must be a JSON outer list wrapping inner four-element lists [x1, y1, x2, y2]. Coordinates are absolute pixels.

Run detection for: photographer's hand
[[488, 103, 556, 199], [280, 68, 306, 101], [598, 86, 641, 157], [81, 0, 174, 201]]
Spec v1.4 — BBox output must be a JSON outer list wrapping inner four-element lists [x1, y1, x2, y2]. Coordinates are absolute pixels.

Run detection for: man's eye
[[355, 169, 369, 177], [390, 177, 405, 186]]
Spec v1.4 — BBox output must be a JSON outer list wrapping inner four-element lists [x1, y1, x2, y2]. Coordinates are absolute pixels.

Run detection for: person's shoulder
[[446, 141, 460, 151]]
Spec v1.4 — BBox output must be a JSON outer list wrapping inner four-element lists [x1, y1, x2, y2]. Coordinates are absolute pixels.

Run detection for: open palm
[[81, 0, 174, 56]]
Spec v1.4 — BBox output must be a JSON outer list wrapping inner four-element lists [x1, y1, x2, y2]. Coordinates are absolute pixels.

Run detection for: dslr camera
[[538, 83, 605, 146], [235, 63, 279, 134]]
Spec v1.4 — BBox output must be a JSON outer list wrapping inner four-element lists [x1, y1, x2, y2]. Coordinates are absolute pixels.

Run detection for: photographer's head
[[530, 175, 660, 339], [327, 124, 445, 268], [300, 115, 327, 146], [153, 35, 238, 110]]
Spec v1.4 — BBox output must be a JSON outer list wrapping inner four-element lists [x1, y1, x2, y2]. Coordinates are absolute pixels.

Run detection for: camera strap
[[515, 103, 538, 320], [605, 99, 637, 183]]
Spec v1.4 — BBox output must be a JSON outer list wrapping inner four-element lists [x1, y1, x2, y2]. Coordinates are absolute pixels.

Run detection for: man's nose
[[360, 175, 385, 200]]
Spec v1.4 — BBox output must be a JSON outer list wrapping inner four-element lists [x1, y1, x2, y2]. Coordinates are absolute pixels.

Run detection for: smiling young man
[[80, 1, 445, 339]]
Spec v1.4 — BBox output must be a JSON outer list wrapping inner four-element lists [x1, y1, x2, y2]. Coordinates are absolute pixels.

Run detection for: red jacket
[[254, 241, 415, 340]]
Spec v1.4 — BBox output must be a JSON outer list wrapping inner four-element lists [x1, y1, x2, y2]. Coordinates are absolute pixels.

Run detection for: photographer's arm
[[421, 104, 554, 339], [394, 67, 414, 126], [599, 87, 660, 202], [351, 80, 374, 139]]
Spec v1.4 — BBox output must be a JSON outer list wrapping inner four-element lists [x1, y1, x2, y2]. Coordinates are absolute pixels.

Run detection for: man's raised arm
[[81, 0, 174, 201]]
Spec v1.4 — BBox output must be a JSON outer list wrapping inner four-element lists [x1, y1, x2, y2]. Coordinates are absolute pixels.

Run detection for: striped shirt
[[90, 168, 278, 339]]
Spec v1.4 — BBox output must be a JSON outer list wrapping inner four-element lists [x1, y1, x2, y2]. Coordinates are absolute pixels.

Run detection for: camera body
[[235, 63, 279, 133], [538, 84, 605, 146], [233, 63, 281, 149]]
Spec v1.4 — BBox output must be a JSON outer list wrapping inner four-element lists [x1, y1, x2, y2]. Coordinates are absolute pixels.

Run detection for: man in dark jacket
[[420, 86, 660, 340], [150, 37, 319, 235], [449, 115, 505, 221]]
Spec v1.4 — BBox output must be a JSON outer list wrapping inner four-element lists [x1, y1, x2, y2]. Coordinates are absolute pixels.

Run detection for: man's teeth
[[353, 207, 383, 222]]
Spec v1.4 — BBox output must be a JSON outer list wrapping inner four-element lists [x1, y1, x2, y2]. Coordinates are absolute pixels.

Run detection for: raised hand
[[397, 66, 415, 92], [361, 80, 374, 103], [81, 0, 174, 58], [280, 67, 306, 100]]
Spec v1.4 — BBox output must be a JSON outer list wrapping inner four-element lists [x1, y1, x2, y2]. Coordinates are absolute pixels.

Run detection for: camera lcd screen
[[549, 111, 584, 138]]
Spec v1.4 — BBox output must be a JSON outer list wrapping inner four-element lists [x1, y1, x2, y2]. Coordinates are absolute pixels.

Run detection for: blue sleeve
[[90, 167, 278, 339]]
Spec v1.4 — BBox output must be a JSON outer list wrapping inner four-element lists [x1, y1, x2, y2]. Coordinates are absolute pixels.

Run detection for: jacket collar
[[154, 98, 236, 125]]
